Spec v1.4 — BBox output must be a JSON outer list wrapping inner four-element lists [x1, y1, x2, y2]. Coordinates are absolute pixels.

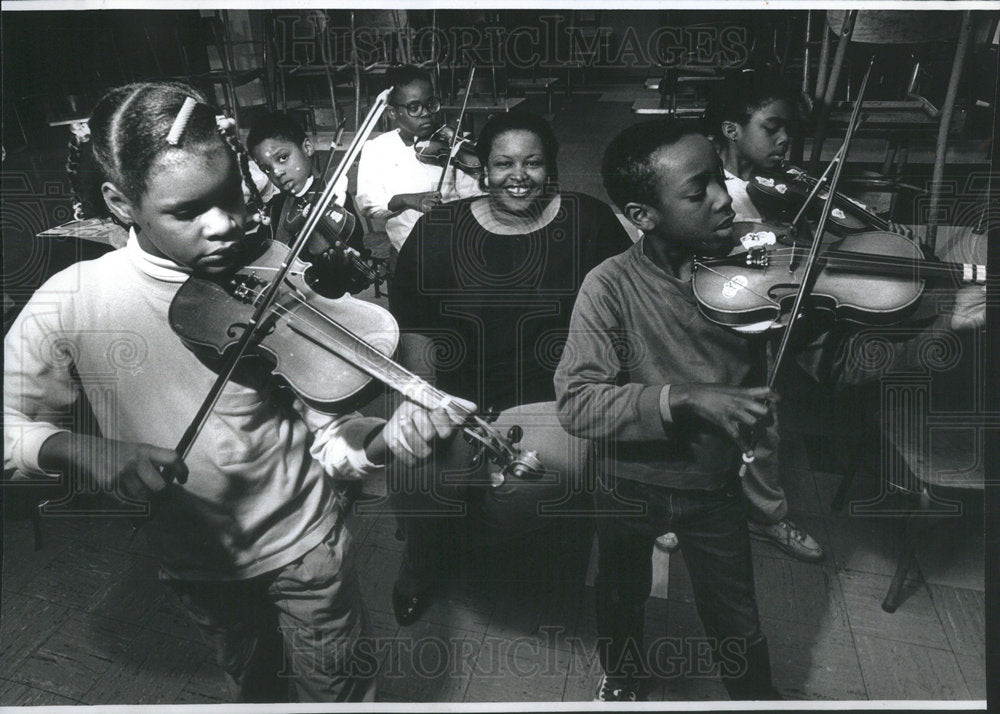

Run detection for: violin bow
[[739, 54, 876, 476], [171, 90, 393, 465], [436, 64, 476, 194], [780, 113, 872, 234], [319, 118, 348, 185]]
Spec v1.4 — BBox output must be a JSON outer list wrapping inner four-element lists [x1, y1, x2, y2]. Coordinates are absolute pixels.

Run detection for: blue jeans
[[593, 474, 777, 700]]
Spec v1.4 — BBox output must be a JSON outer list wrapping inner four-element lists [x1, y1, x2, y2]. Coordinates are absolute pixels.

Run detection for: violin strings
[[758, 248, 968, 277], [696, 264, 781, 306], [241, 287, 514, 456], [272, 295, 517, 458], [779, 172, 889, 229], [263, 294, 455, 408]]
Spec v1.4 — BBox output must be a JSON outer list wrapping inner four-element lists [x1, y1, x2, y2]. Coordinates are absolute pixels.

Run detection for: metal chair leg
[[923, 10, 975, 254], [809, 10, 857, 172], [882, 485, 930, 613]]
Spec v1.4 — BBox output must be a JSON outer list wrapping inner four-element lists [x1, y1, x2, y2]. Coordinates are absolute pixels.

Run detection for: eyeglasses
[[391, 97, 442, 118]]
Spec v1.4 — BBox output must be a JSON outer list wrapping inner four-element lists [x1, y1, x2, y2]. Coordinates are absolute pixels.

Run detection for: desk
[[440, 97, 526, 132], [631, 97, 706, 117], [440, 96, 525, 114], [643, 74, 724, 90], [508, 77, 559, 114], [37, 218, 129, 249]]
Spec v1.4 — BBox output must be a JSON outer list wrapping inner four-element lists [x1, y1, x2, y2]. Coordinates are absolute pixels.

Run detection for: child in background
[[701, 72, 823, 562], [355, 65, 483, 256], [705, 71, 914, 236], [4, 81, 466, 703], [247, 112, 372, 295]]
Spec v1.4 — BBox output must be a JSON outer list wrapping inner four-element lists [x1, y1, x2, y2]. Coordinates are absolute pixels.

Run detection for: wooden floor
[[1, 88, 987, 706], [0, 441, 986, 704]]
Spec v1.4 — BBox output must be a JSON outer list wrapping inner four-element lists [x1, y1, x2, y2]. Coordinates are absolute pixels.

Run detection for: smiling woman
[[383, 110, 634, 627], [471, 112, 560, 228]]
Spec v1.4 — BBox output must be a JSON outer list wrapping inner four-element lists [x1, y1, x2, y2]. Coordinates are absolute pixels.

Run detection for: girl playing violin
[[704, 71, 798, 224], [3, 81, 467, 703], [355, 65, 483, 256]]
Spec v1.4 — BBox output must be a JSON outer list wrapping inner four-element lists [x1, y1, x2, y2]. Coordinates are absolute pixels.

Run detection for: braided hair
[[83, 81, 267, 225], [216, 115, 269, 226]]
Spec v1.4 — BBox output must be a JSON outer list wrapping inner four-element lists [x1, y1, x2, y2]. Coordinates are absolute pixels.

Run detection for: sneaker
[[655, 532, 680, 553], [748, 519, 824, 562], [594, 674, 638, 702]]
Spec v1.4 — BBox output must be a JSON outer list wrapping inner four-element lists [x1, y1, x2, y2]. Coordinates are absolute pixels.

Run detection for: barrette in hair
[[166, 96, 198, 146]]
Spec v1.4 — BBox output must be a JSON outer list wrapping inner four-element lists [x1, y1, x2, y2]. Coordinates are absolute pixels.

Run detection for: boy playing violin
[[701, 73, 825, 561], [705, 71, 914, 237], [554, 120, 983, 701], [355, 65, 483, 254]]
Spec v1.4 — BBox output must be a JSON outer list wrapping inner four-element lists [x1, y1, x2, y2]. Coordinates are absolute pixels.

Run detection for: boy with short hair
[[555, 120, 782, 701], [555, 119, 984, 701], [354, 65, 483, 254]]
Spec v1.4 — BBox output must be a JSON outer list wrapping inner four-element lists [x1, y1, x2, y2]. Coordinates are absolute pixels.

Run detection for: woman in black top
[[386, 111, 632, 626]]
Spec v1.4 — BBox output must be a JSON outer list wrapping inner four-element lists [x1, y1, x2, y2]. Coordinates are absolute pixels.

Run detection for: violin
[[747, 164, 895, 234], [693, 222, 987, 333], [283, 189, 390, 297], [417, 67, 481, 192], [278, 119, 390, 297], [415, 124, 483, 177], [169, 238, 544, 482], [160, 88, 540, 497]]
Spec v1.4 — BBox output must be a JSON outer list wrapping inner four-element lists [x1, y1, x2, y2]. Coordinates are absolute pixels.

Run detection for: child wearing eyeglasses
[[355, 65, 483, 254]]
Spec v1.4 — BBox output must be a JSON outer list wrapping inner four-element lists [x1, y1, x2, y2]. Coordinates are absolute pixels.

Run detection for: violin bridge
[[232, 272, 266, 304], [745, 247, 770, 268]]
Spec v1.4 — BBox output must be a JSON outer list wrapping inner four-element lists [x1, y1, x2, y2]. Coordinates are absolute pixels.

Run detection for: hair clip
[[166, 96, 198, 146]]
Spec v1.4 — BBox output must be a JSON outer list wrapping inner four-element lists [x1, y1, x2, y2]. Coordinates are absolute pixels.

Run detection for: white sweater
[[4, 235, 384, 580]]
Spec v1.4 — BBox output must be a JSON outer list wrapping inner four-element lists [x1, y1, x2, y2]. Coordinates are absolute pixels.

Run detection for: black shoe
[[392, 583, 433, 626]]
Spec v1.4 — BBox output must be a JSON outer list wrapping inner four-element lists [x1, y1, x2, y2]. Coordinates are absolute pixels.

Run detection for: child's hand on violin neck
[[380, 397, 476, 467], [667, 384, 778, 453], [39, 433, 187, 503], [950, 284, 986, 331]]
